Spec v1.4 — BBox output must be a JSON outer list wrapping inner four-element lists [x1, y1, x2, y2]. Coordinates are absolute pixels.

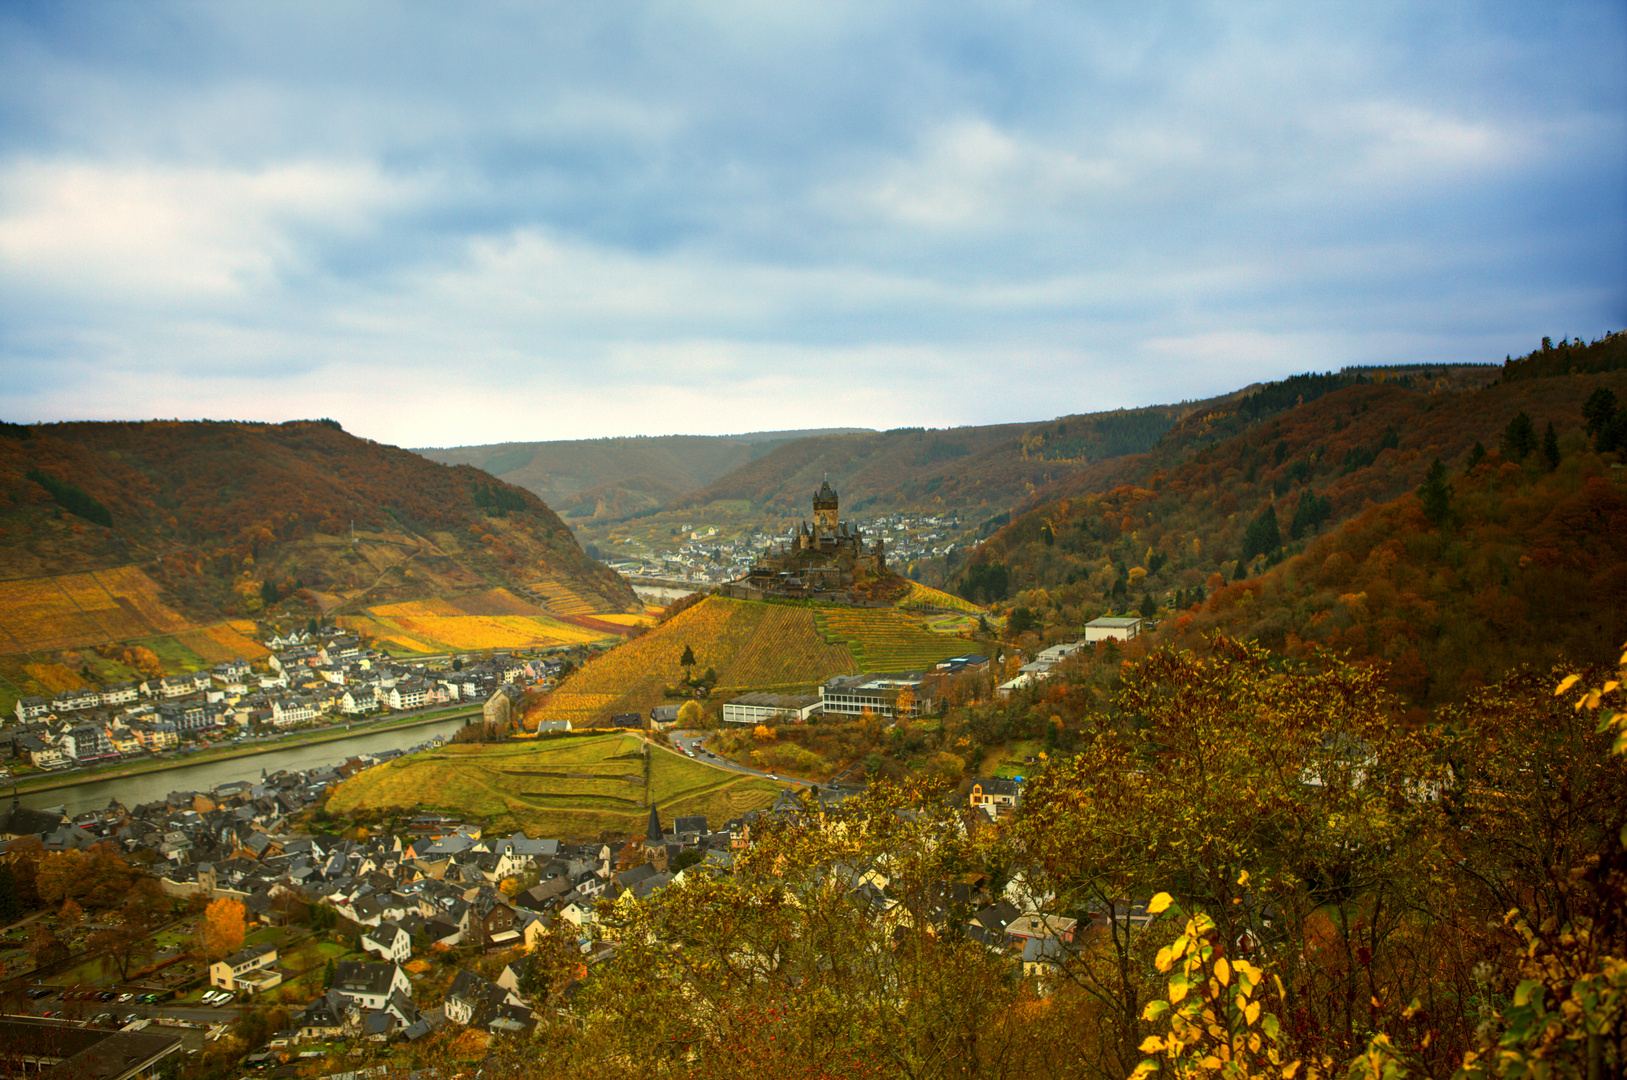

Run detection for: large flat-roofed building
[[819, 672, 938, 720], [722, 692, 822, 725], [0, 1017, 183, 1080], [1083, 617, 1142, 642]]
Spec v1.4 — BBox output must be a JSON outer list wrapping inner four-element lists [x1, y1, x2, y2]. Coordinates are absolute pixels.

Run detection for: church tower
[[812, 479, 839, 539]]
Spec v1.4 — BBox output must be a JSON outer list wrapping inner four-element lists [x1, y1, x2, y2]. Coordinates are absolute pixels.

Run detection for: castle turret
[[813, 479, 839, 538]]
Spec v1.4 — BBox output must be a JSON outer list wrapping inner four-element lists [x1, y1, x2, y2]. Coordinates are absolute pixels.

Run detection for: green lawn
[[983, 740, 1044, 778]]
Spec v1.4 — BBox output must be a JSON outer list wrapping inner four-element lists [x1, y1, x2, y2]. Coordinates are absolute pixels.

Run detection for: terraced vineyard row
[[523, 574, 604, 616], [813, 608, 972, 672], [896, 580, 985, 615], [329, 732, 778, 835]]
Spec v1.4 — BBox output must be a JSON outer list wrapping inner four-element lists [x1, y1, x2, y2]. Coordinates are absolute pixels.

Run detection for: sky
[[0, 2, 1623, 449]]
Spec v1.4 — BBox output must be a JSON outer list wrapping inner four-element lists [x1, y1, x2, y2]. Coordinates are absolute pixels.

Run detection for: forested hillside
[[0, 419, 635, 623], [952, 336, 1627, 704], [669, 403, 1218, 521]]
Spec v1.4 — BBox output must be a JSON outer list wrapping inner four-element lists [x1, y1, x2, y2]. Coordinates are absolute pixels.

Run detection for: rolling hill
[[0, 419, 638, 708], [523, 594, 977, 731]]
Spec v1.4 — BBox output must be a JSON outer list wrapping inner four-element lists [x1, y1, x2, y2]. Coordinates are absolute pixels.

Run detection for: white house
[[1083, 617, 1142, 642], [330, 961, 411, 1011]]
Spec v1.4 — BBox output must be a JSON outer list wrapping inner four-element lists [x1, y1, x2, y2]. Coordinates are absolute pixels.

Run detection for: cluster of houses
[[0, 731, 1098, 1061], [4, 626, 565, 772], [611, 510, 965, 588]]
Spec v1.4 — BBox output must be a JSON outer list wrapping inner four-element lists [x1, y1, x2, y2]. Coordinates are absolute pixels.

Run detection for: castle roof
[[814, 479, 837, 504]]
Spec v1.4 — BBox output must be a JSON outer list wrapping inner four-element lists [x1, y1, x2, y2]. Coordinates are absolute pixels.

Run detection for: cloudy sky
[[1, 2, 1622, 448]]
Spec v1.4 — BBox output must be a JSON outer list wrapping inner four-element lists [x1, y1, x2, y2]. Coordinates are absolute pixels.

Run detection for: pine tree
[[1417, 458, 1454, 527], [1240, 503, 1282, 563], [1541, 421, 1560, 470], [1501, 411, 1537, 460]]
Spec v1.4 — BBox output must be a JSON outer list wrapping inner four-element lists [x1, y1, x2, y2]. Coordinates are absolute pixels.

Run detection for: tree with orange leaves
[[198, 897, 247, 960]]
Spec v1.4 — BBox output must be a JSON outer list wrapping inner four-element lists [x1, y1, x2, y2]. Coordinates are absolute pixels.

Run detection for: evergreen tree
[[1288, 492, 1332, 540], [1541, 421, 1560, 470], [1417, 457, 1454, 527], [1240, 503, 1282, 563], [1465, 440, 1487, 470], [1501, 411, 1537, 460], [1138, 593, 1156, 619], [1582, 387, 1618, 438], [679, 644, 696, 670], [0, 862, 20, 922]]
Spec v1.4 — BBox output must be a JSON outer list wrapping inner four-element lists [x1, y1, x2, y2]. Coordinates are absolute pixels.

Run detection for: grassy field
[[326, 731, 780, 836]]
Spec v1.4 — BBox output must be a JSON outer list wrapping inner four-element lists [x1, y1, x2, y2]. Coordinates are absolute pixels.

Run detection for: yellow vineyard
[[0, 567, 190, 652], [897, 581, 985, 615], [344, 604, 613, 655]]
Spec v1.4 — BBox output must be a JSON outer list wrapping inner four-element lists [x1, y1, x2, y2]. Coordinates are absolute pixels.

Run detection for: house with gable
[[360, 921, 413, 963], [330, 960, 412, 1012]]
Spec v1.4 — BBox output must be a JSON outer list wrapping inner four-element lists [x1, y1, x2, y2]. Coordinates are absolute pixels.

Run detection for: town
[[3, 628, 567, 777], [0, 725, 1067, 1079], [600, 509, 966, 588]]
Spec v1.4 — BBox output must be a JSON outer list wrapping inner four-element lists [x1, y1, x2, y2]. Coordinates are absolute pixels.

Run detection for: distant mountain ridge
[[413, 429, 875, 518]]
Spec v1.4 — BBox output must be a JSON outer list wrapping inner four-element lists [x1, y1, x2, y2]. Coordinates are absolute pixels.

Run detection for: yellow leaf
[[1215, 957, 1231, 985], [1149, 891, 1174, 915], [1237, 869, 1250, 886], [1245, 1001, 1262, 1026], [1155, 945, 1175, 972], [1555, 674, 1581, 696], [1201, 1056, 1222, 1071], [1283, 1063, 1301, 1080], [1169, 978, 1190, 1004], [1139, 1036, 1165, 1053]]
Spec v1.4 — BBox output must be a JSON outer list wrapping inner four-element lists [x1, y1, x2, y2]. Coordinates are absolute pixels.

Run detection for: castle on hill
[[722, 480, 887, 603]]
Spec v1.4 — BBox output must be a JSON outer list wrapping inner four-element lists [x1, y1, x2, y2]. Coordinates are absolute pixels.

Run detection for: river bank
[[23, 715, 476, 817], [12, 708, 480, 799]]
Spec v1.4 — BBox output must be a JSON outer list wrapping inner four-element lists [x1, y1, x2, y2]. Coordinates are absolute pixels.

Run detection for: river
[[22, 716, 470, 817]]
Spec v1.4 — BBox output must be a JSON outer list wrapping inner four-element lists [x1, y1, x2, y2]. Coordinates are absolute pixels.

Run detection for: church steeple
[[646, 804, 663, 844]]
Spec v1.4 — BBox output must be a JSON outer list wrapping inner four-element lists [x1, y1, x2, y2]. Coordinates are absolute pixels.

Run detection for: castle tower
[[813, 478, 839, 539]]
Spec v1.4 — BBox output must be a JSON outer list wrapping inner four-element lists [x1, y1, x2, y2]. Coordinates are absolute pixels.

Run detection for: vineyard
[[173, 625, 269, 664], [813, 608, 973, 671], [523, 574, 604, 617], [342, 605, 614, 655], [0, 566, 190, 652], [327, 731, 779, 836], [444, 588, 547, 617], [896, 581, 985, 615], [526, 597, 859, 730]]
